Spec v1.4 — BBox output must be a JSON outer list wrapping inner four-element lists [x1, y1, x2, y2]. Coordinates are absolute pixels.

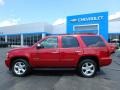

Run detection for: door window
[[40, 37, 58, 48], [62, 36, 79, 48]]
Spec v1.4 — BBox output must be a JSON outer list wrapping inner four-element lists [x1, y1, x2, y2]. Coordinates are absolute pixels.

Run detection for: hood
[[8, 47, 32, 53]]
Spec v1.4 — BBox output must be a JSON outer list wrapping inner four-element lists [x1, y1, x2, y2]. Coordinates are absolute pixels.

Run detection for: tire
[[11, 59, 31, 77], [77, 59, 97, 78]]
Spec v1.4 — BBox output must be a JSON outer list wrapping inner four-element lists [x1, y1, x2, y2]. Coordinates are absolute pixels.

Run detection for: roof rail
[[48, 33, 96, 36]]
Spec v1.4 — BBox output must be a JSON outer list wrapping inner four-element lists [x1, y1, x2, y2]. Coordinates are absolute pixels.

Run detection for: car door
[[36, 37, 60, 67], [59, 36, 83, 67]]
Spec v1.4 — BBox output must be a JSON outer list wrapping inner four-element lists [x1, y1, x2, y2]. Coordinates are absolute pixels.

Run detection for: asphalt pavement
[[0, 48, 120, 90]]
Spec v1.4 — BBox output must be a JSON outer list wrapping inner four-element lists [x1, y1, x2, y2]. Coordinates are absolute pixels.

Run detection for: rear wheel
[[11, 59, 31, 77], [77, 59, 97, 78]]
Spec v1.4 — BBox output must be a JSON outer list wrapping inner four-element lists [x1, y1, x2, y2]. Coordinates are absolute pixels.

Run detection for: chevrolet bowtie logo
[[70, 19, 78, 22]]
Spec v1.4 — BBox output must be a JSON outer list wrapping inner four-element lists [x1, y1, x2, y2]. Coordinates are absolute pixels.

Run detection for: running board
[[33, 68, 76, 71]]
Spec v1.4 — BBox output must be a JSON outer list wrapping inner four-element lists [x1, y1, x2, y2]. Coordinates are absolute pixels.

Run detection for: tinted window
[[40, 37, 58, 48], [62, 36, 79, 48], [81, 36, 106, 47], [23, 34, 42, 46], [7, 35, 21, 45]]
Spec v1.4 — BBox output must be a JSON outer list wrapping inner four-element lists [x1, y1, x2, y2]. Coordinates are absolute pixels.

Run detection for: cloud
[[0, 0, 5, 6], [53, 18, 66, 25], [53, 12, 120, 24], [109, 12, 120, 20], [0, 18, 21, 27]]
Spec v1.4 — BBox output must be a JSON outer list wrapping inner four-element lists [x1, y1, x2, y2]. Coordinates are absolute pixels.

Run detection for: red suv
[[5, 34, 112, 77]]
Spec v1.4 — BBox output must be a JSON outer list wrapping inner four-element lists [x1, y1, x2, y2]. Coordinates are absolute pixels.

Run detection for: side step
[[33, 68, 76, 71]]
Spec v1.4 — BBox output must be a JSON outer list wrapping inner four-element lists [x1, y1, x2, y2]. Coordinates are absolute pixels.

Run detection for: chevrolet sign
[[70, 16, 104, 22], [70, 19, 78, 22]]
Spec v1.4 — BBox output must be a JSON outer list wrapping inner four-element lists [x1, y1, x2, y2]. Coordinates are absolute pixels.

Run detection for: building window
[[46, 34, 50, 36], [0, 36, 5, 42], [23, 33, 42, 46], [7, 35, 21, 45], [73, 24, 99, 34]]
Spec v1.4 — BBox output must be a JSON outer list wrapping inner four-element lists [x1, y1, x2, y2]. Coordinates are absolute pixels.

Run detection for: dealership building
[[0, 12, 120, 46]]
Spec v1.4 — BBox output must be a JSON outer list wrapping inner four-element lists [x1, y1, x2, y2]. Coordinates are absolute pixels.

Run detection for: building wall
[[108, 20, 120, 46], [52, 24, 66, 34], [67, 12, 108, 40], [0, 22, 52, 35], [109, 21, 120, 33], [1, 12, 120, 47], [0, 22, 53, 46]]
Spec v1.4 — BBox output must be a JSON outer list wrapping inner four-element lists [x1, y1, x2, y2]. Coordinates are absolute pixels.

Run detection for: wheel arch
[[77, 55, 100, 71], [9, 56, 30, 70]]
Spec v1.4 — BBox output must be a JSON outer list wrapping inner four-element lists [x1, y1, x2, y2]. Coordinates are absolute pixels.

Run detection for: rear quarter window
[[81, 36, 106, 47]]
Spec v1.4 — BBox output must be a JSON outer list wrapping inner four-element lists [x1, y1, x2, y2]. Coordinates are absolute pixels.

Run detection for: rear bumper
[[99, 57, 112, 67]]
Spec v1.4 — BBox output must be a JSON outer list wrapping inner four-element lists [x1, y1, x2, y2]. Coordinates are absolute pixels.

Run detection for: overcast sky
[[0, 0, 120, 27]]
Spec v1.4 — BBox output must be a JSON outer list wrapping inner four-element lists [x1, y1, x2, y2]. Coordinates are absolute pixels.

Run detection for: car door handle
[[75, 51, 82, 53], [51, 51, 59, 54]]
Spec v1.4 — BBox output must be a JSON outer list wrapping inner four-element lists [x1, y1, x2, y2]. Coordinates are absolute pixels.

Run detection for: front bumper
[[5, 59, 10, 68]]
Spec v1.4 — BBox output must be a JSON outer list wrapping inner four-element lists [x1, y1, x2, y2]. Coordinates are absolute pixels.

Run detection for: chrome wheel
[[81, 62, 95, 76], [14, 62, 26, 75]]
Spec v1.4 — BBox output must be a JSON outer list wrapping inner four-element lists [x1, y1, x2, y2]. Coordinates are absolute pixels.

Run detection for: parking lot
[[0, 48, 120, 90]]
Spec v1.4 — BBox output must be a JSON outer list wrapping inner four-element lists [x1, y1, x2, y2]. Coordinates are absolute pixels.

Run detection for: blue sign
[[67, 12, 108, 40]]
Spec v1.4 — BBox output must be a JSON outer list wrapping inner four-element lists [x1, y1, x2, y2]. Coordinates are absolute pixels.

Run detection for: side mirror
[[36, 43, 44, 49]]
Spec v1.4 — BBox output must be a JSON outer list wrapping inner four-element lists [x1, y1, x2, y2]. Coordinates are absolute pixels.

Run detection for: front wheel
[[11, 59, 31, 77], [77, 59, 97, 78]]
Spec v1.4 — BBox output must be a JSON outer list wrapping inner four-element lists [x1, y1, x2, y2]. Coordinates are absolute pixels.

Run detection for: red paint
[[5, 34, 112, 69], [108, 43, 117, 54]]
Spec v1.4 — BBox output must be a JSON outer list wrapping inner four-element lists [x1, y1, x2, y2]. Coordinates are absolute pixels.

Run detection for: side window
[[62, 36, 79, 48], [40, 37, 58, 48], [81, 36, 106, 47]]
